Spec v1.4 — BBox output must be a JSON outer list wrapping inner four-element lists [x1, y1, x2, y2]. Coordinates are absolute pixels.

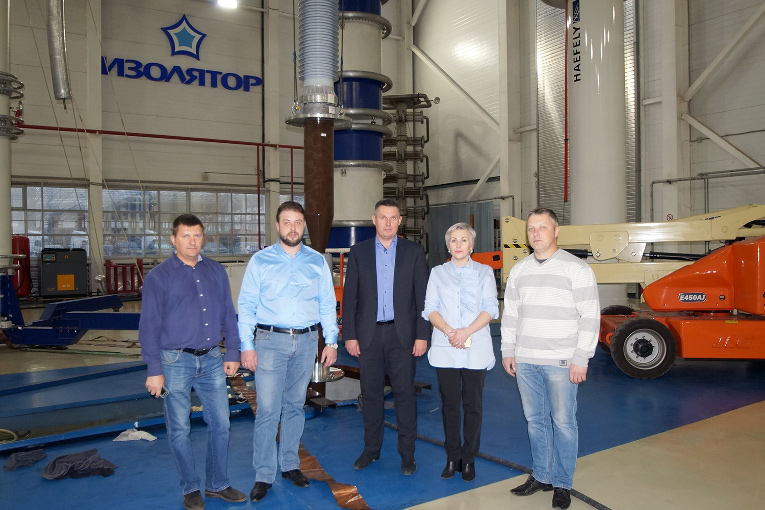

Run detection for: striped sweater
[[501, 248, 600, 367]]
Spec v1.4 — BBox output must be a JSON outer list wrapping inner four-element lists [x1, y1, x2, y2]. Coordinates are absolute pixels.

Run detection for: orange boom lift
[[599, 235, 765, 378]]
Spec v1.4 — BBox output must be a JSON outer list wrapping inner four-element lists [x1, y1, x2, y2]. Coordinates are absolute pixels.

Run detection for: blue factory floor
[[1, 323, 764, 510]]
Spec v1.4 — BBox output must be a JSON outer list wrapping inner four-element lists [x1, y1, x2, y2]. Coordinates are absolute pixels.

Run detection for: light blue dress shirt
[[375, 236, 397, 321], [237, 242, 339, 351], [422, 258, 499, 370]]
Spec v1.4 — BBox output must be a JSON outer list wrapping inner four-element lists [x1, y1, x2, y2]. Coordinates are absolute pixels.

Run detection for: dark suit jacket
[[342, 236, 430, 349]]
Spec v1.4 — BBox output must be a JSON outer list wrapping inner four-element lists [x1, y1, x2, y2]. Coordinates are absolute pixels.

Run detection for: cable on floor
[[384, 420, 613, 510], [0, 428, 19, 444]]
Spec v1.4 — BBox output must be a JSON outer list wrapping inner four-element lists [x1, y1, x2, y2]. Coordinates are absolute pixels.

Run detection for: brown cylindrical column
[[303, 118, 334, 254]]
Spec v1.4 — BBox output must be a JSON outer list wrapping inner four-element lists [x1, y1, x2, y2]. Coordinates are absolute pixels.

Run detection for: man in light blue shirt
[[237, 201, 338, 503], [375, 234, 396, 321]]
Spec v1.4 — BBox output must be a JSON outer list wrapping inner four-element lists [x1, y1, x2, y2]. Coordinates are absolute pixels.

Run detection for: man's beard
[[280, 232, 302, 247]]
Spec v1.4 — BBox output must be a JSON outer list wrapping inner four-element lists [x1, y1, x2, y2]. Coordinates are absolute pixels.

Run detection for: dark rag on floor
[[41, 449, 118, 480], [4, 449, 47, 471]]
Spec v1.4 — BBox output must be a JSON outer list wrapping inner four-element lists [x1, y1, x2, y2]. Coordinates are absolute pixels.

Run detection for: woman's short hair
[[444, 222, 476, 248]]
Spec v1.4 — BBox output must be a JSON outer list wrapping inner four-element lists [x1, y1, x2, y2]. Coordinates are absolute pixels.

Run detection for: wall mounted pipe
[[649, 167, 765, 221], [46, 0, 71, 104]]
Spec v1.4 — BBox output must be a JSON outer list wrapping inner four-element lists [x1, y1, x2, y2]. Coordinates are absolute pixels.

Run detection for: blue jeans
[[161, 346, 232, 495], [515, 363, 578, 489], [252, 329, 317, 483]]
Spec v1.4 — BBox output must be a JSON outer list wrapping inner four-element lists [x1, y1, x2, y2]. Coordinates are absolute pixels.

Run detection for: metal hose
[[46, 0, 71, 102]]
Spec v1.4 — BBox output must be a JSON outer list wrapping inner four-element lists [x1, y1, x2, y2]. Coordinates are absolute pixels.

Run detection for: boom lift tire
[[601, 305, 635, 316], [610, 318, 677, 379], [598, 305, 636, 353]]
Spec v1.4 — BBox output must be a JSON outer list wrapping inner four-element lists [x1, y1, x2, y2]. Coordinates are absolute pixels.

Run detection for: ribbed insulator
[[298, 0, 339, 85]]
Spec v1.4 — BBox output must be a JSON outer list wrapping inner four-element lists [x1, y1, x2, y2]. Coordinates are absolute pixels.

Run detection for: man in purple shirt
[[139, 214, 246, 510]]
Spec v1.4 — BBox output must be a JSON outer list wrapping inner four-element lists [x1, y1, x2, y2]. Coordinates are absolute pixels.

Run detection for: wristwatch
[[326, 343, 339, 350]]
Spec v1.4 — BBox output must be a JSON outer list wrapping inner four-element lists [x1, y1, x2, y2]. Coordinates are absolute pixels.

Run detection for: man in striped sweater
[[501, 207, 600, 510]]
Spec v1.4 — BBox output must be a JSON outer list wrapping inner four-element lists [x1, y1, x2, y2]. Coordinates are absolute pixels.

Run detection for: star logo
[[161, 15, 207, 61]]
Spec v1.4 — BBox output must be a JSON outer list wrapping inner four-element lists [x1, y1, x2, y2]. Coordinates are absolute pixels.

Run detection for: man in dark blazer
[[343, 198, 430, 475]]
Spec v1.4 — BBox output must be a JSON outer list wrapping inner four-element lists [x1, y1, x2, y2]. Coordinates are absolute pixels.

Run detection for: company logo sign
[[678, 292, 706, 303], [101, 15, 262, 92], [162, 14, 206, 60], [571, 1, 582, 83]]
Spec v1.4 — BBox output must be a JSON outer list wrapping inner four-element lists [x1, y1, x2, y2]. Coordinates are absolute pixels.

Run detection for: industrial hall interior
[[1, 0, 764, 509]]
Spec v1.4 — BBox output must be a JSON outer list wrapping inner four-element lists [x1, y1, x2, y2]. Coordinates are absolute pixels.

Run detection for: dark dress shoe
[[183, 491, 204, 510], [249, 482, 271, 502], [281, 469, 310, 487], [401, 455, 417, 475], [552, 488, 571, 509], [353, 450, 380, 470], [461, 462, 475, 482], [510, 475, 553, 496], [440, 459, 463, 479], [205, 486, 246, 502]]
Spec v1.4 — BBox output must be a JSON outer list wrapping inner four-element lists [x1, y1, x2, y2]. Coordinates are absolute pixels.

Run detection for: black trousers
[[358, 323, 417, 457], [436, 367, 487, 464]]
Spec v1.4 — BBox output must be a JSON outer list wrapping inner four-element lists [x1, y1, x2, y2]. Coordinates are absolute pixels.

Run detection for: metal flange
[[286, 111, 352, 130], [340, 11, 392, 39], [346, 123, 393, 137], [334, 159, 394, 174], [0, 71, 24, 100], [0, 115, 24, 140], [344, 107, 393, 125], [340, 70, 393, 92]]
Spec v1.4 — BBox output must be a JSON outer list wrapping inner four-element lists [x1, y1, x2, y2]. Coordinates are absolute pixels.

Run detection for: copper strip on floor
[[228, 375, 370, 510]]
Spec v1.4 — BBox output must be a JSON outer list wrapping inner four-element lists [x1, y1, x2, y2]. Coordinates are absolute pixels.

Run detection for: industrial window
[[10, 185, 89, 258], [11, 185, 275, 259]]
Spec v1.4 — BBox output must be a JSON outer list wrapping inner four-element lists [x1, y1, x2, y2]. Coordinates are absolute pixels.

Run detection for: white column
[[85, 0, 104, 292], [660, 0, 690, 222], [567, 0, 627, 305], [519, 0, 538, 217], [264, 0, 282, 245], [568, 0, 626, 225], [498, 0, 521, 219], [0, 0, 11, 264]]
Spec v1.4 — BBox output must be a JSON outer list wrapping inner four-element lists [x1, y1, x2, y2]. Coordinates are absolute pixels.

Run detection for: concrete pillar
[[0, 0, 11, 265], [498, 0, 522, 219], [659, 0, 691, 223]]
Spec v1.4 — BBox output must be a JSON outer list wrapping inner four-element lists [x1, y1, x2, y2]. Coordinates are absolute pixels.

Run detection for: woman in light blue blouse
[[423, 222, 499, 482]]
